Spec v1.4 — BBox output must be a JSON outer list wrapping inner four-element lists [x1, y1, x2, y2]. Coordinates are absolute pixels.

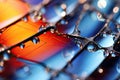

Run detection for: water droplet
[[32, 13, 42, 22], [83, 3, 90, 10], [22, 17, 28, 22], [32, 37, 40, 44], [30, 12, 35, 21], [98, 68, 103, 73], [16, 66, 30, 78], [40, 7, 46, 14], [97, 13, 105, 22], [61, 3, 67, 10], [63, 50, 75, 61], [7, 50, 11, 53], [0, 44, 5, 52], [19, 43, 25, 49], [38, 25, 44, 32], [60, 19, 68, 25], [50, 29, 55, 33], [23, 66, 30, 72], [3, 51, 10, 61], [97, 0, 107, 9], [76, 41, 83, 49], [102, 33, 107, 37], [30, 11, 39, 22], [111, 53, 116, 57], [113, 6, 119, 13], [72, 26, 80, 36], [87, 44, 96, 52], [103, 49, 109, 57], [61, 11, 66, 17]]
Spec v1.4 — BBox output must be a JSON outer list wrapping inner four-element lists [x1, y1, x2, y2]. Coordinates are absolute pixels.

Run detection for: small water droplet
[[72, 26, 80, 36], [98, 68, 103, 73], [3, 52, 10, 61], [22, 17, 28, 22], [50, 29, 55, 33], [30, 11, 40, 22], [103, 49, 109, 57], [0, 44, 5, 52], [113, 6, 119, 13], [19, 43, 25, 49], [111, 53, 116, 57], [76, 41, 83, 49], [102, 33, 107, 37], [97, 0, 107, 9], [87, 44, 96, 52], [97, 13, 105, 22], [23, 66, 30, 72], [63, 50, 75, 61], [40, 7, 46, 14], [60, 19, 68, 25], [61, 11, 66, 17], [33, 14, 42, 22], [15, 65, 30, 78], [38, 26, 44, 32], [32, 37, 40, 44]]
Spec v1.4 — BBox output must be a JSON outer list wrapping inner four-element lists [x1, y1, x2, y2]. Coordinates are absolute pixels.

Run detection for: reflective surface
[[0, 0, 120, 80]]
